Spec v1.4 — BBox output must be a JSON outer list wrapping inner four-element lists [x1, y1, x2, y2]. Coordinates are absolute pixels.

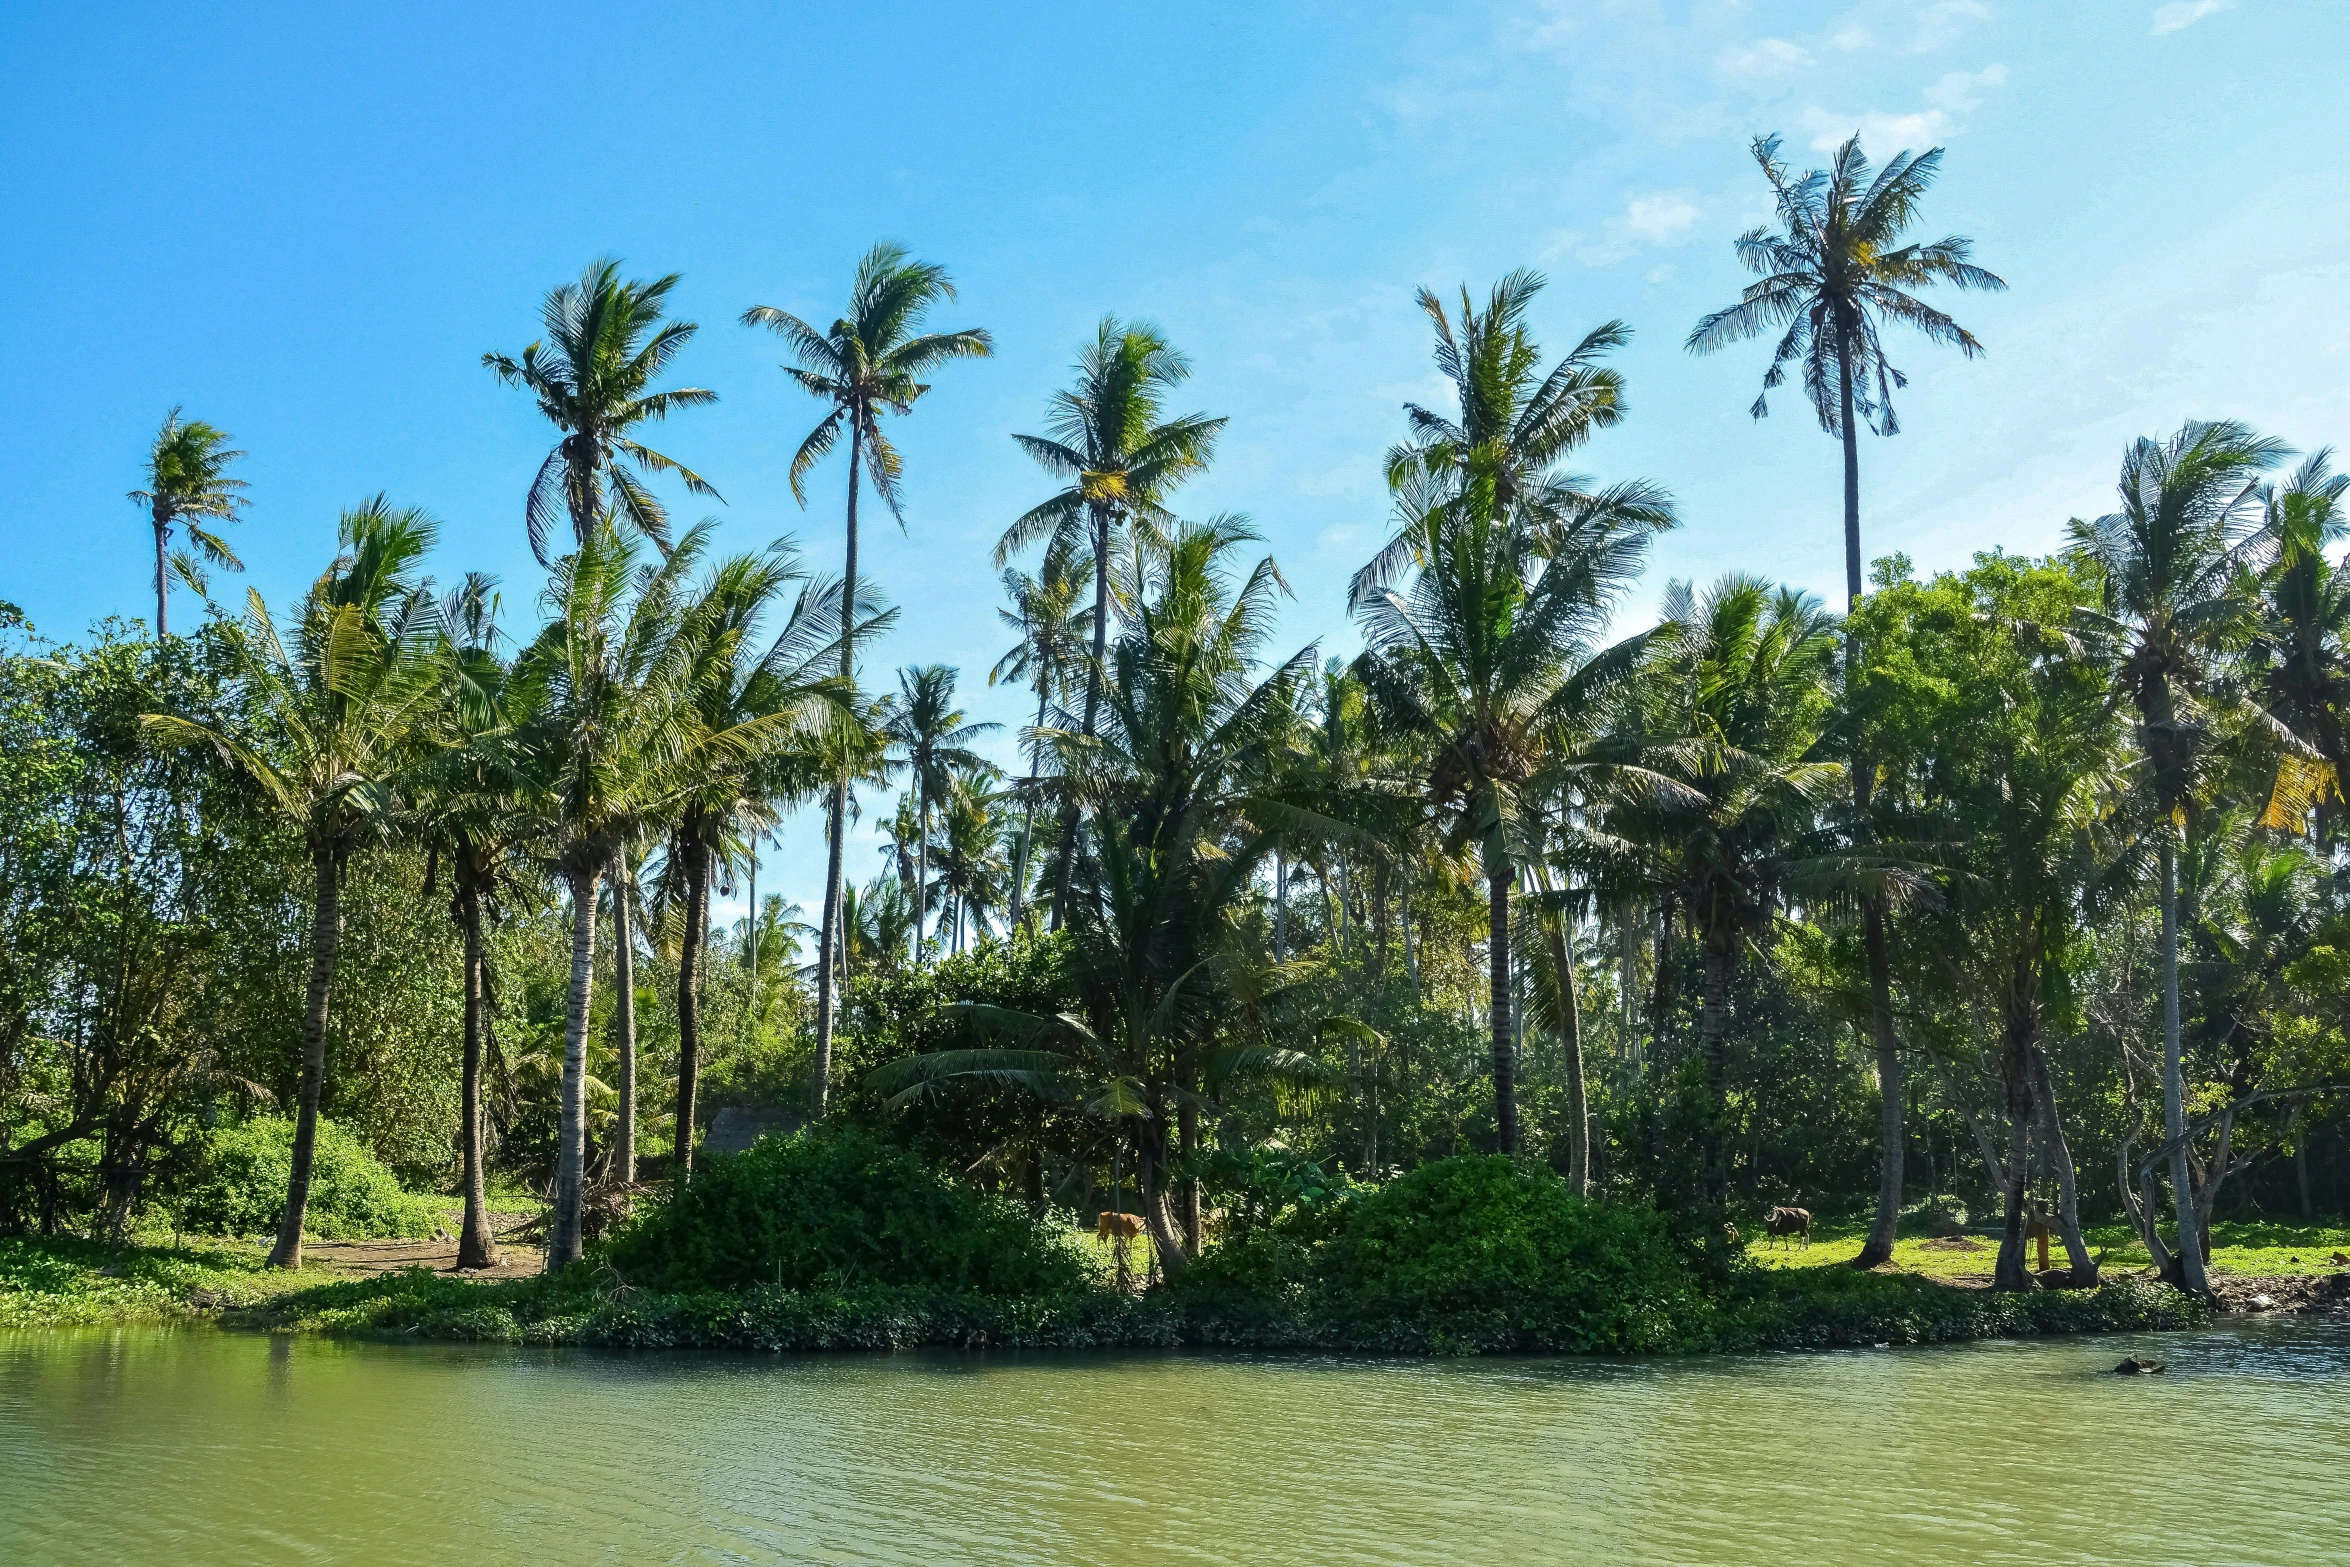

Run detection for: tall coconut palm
[[1687, 134, 2005, 607], [1599, 576, 1849, 1203], [414, 572, 524, 1269], [484, 258, 721, 564], [1689, 133, 2002, 1262], [885, 665, 1000, 962], [661, 548, 860, 1181], [874, 518, 1331, 1276], [928, 766, 1013, 952], [2249, 451, 2350, 839], [743, 243, 992, 1116], [143, 498, 446, 1267], [129, 407, 248, 638], [999, 320, 1223, 733], [1356, 272, 1671, 602], [1354, 464, 1664, 1153], [2067, 419, 2290, 1296], [990, 537, 1091, 929]]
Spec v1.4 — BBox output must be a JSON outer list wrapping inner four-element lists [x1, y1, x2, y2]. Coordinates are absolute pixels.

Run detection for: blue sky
[[4, 0, 2344, 923]]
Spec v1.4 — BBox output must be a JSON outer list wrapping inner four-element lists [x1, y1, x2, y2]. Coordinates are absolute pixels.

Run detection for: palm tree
[[2249, 451, 2350, 840], [743, 242, 992, 1116], [661, 548, 859, 1180], [927, 766, 1013, 952], [484, 258, 721, 564], [885, 665, 1000, 962], [1354, 374, 1667, 1153], [143, 498, 446, 1267], [991, 537, 1091, 929], [873, 518, 1331, 1275], [1000, 320, 1223, 733], [1689, 133, 2002, 1261], [1600, 577, 1848, 1203], [414, 572, 523, 1268], [1356, 271, 1671, 601], [129, 407, 247, 637], [2067, 419, 2290, 1296], [1687, 133, 2005, 606]]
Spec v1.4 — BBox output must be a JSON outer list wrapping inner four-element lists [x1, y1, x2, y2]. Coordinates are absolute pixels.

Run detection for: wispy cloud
[[1803, 59, 2007, 151], [1717, 37, 1812, 78], [1541, 191, 1704, 267], [2152, 0, 2229, 34]]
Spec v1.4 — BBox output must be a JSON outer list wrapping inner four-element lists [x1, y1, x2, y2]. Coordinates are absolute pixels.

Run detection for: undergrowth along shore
[[0, 1235, 2209, 1353]]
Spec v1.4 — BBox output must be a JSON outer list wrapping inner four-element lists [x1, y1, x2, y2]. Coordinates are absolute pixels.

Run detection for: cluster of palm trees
[[122, 130, 2347, 1300]]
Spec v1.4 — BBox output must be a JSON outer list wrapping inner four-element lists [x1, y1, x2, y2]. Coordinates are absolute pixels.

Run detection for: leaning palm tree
[[143, 498, 446, 1267], [1687, 133, 2005, 606], [886, 665, 1000, 962], [1357, 272, 1671, 602], [484, 258, 721, 564], [991, 537, 1091, 929], [743, 242, 992, 1116], [2067, 419, 2290, 1296], [1354, 454, 1664, 1153], [129, 407, 248, 637]]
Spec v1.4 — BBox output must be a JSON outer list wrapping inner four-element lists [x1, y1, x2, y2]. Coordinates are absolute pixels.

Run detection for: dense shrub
[[173, 1115, 440, 1239], [1222, 1154, 1718, 1353], [600, 1125, 1092, 1297]]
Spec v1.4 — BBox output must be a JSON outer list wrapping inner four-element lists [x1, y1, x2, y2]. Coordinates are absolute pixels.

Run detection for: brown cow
[[1096, 1211, 1146, 1241], [1763, 1206, 1812, 1249]]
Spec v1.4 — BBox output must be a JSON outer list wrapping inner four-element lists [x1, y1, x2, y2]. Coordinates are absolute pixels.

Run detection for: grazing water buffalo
[[1763, 1206, 1812, 1249]]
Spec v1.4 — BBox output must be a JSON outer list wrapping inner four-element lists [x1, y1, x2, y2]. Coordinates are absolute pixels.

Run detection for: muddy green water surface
[[3, 1321, 2346, 1564]]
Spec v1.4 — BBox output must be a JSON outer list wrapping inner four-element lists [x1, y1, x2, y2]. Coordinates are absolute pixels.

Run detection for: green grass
[[1745, 1216, 2350, 1278], [0, 1235, 323, 1329]]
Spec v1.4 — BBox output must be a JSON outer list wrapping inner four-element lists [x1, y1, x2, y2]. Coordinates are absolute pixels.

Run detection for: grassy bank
[[1747, 1217, 2350, 1279]]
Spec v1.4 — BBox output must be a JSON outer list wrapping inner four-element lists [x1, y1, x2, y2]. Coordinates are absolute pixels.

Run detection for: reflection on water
[[3, 1319, 2347, 1565]]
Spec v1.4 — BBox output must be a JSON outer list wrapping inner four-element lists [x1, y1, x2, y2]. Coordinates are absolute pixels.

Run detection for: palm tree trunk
[[1698, 935, 1731, 1205], [675, 835, 708, 1183], [1993, 972, 2037, 1291], [549, 864, 600, 1268], [2159, 838, 2210, 1293], [1178, 1097, 1200, 1258], [1852, 905, 1906, 1268], [2030, 1046, 2096, 1281], [268, 846, 341, 1269], [1273, 851, 1287, 960], [1546, 911, 1590, 1197], [915, 786, 930, 964], [814, 421, 863, 1117], [1835, 313, 1863, 607], [1010, 678, 1049, 930], [611, 852, 637, 1186], [1133, 1116, 1187, 1283], [152, 516, 170, 639], [1051, 504, 1113, 928], [1487, 855, 1518, 1154], [456, 879, 499, 1271]]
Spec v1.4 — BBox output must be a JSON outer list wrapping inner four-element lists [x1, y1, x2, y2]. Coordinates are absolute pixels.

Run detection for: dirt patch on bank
[[302, 1210, 546, 1280], [2210, 1272, 2350, 1316]]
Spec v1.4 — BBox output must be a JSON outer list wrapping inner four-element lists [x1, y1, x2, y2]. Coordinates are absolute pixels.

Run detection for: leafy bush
[[600, 1125, 1092, 1297], [174, 1115, 440, 1240], [1299, 1154, 1717, 1353]]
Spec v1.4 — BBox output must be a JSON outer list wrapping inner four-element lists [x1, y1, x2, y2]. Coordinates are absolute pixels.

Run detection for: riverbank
[[0, 1229, 2277, 1353]]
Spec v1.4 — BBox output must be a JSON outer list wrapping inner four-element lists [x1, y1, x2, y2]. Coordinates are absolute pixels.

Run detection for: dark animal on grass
[[1097, 1211, 1145, 1241], [1763, 1206, 1812, 1249]]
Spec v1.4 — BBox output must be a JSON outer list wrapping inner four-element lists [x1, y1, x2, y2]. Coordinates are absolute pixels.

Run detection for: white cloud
[[1907, 0, 1991, 51], [1804, 58, 2006, 151], [1832, 25, 1873, 50], [1923, 63, 2008, 112], [1718, 37, 1812, 77], [2152, 0, 2229, 34], [1623, 194, 1700, 244]]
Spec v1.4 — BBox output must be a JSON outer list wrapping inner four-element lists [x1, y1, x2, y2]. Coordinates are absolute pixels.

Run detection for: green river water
[[3, 1320, 2346, 1565]]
